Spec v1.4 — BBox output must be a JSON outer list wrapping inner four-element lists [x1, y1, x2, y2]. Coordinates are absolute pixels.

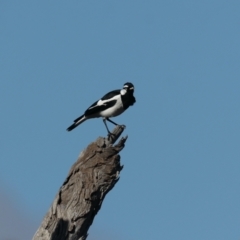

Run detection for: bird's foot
[[107, 125, 125, 140], [107, 131, 115, 138]]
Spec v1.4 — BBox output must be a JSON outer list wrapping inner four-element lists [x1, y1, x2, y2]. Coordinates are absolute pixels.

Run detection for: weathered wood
[[33, 125, 127, 240]]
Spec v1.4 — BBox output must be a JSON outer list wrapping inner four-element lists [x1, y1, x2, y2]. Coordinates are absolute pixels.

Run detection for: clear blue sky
[[1, 1, 240, 239]]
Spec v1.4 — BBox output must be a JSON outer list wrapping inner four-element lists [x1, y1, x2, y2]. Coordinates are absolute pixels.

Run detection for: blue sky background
[[1, 1, 240, 239]]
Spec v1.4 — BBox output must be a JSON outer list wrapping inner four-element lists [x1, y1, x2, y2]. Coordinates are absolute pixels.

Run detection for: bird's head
[[123, 82, 134, 92]]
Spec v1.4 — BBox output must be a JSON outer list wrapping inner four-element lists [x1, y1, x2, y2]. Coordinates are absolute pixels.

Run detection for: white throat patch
[[121, 89, 127, 95]]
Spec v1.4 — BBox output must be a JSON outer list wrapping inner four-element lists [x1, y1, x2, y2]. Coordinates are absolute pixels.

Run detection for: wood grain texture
[[33, 125, 127, 240]]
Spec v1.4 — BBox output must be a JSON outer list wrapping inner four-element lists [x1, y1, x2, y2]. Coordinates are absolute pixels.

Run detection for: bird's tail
[[67, 115, 86, 131]]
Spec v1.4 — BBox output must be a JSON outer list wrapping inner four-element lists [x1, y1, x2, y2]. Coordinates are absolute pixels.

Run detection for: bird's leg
[[106, 118, 126, 129], [103, 118, 125, 137], [103, 118, 112, 135], [106, 118, 118, 126]]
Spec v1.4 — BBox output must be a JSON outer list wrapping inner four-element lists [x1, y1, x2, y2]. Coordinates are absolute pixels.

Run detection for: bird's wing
[[85, 99, 117, 116], [84, 90, 120, 116], [101, 90, 120, 100]]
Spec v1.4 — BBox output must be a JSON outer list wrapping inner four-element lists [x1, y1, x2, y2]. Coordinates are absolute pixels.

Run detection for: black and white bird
[[67, 82, 136, 133]]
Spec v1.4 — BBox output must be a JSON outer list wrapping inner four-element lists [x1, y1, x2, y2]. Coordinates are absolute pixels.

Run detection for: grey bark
[[33, 126, 127, 240]]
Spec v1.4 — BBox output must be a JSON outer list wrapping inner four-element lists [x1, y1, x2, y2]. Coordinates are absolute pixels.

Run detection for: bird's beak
[[130, 87, 134, 90]]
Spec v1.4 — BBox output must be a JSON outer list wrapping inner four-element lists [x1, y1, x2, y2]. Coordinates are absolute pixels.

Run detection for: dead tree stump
[[33, 125, 127, 240]]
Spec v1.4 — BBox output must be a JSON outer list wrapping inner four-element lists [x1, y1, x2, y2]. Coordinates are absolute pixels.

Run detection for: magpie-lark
[[67, 82, 136, 133]]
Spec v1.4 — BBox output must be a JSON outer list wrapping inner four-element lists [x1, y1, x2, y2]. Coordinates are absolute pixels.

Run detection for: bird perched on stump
[[67, 82, 136, 134]]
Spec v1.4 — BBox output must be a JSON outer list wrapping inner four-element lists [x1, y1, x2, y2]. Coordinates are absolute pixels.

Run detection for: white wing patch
[[99, 94, 124, 117], [86, 93, 124, 118], [98, 95, 120, 105], [97, 99, 106, 106]]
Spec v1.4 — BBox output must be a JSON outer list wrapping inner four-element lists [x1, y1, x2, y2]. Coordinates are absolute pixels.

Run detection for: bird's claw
[[107, 131, 116, 137]]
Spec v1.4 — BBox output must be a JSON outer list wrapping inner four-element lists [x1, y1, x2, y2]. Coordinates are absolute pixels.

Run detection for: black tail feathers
[[66, 115, 86, 131], [67, 123, 77, 131]]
